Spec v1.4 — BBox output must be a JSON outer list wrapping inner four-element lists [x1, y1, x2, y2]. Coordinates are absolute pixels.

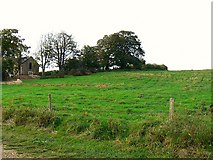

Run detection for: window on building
[[29, 62, 32, 70]]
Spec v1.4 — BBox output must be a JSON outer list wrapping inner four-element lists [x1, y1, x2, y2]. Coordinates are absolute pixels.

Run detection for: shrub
[[144, 63, 168, 70], [40, 70, 64, 79], [67, 69, 92, 76]]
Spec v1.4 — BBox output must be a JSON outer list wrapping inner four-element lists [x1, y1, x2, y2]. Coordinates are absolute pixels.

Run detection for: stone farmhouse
[[20, 56, 39, 75]]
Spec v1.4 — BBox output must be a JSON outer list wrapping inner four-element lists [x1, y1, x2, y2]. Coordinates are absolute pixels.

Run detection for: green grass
[[1, 70, 212, 158]]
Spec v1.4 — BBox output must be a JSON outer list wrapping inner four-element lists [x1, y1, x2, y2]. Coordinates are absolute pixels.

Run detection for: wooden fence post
[[169, 98, 174, 120], [48, 94, 52, 111]]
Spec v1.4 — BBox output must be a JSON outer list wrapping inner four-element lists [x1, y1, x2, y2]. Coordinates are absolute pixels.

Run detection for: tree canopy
[[51, 32, 79, 71], [1, 29, 168, 80], [35, 31, 79, 77], [80, 45, 100, 70], [35, 33, 54, 76], [1, 29, 30, 80], [95, 30, 145, 70]]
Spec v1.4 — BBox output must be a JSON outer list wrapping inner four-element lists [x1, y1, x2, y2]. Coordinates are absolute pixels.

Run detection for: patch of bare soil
[[96, 84, 108, 88], [0, 79, 22, 85], [1, 145, 30, 158], [24, 83, 93, 87]]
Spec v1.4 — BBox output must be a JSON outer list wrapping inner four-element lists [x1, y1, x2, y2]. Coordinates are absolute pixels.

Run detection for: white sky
[[0, 0, 211, 70]]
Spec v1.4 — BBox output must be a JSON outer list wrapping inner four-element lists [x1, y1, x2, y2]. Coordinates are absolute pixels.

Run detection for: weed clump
[[3, 106, 211, 158], [64, 115, 92, 134], [2, 107, 16, 121], [63, 116, 129, 140], [91, 118, 129, 140], [3, 107, 59, 128], [141, 113, 212, 158]]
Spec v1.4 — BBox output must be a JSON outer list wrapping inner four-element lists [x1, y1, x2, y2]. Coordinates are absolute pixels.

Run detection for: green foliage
[[142, 113, 211, 158], [64, 57, 82, 70], [80, 45, 100, 70], [39, 70, 65, 79], [63, 30, 146, 72], [1, 29, 30, 80], [144, 63, 168, 70], [91, 118, 129, 140], [2, 107, 15, 121], [63, 115, 93, 134], [96, 30, 145, 70], [3, 107, 59, 128]]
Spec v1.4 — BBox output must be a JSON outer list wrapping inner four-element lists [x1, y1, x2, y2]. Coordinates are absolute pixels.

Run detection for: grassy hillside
[[1, 70, 212, 158]]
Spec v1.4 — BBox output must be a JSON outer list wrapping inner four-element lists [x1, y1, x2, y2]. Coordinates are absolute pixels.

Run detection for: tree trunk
[[42, 68, 45, 77], [17, 53, 22, 76]]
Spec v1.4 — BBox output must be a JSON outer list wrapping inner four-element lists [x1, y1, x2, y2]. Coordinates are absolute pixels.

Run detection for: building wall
[[20, 57, 39, 75]]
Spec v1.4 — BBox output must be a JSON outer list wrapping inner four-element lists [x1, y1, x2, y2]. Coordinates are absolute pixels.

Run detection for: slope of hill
[[2, 70, 212, 158]]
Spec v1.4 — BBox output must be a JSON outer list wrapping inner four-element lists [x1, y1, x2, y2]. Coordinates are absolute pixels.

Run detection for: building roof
[[21, 56, 38, 65], [21, 57, 29, 64]]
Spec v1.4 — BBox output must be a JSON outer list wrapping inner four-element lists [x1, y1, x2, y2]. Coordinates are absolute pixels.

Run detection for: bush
[[67, 69, 92, 76], [143, 63, 168, 71], [40, 70, 64, 79]]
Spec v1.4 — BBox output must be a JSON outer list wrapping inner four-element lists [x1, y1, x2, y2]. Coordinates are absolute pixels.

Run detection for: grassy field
[[1, 70, 212, 158]]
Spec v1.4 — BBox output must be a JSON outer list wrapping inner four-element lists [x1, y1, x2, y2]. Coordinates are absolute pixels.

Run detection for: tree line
[[1, 29, 167, 80]]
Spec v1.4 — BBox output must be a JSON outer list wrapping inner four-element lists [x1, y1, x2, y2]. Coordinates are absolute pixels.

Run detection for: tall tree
[[96, 30, 145, 70], [97, 35, 114, 70], [51, 32, 78, 71], [80, 45, 100, 70], [35, 33, 54, 76], [0, 29, 30, 80]]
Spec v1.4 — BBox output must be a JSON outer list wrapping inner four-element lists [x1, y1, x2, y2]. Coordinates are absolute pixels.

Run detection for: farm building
[[20, 56, 39, 75]]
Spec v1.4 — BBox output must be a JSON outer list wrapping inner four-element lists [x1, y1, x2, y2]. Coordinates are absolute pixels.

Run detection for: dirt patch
[[24, 83, 93, 87], [1, 144, 32, 158], [0, 79, 22, 85], [1, 145, 20, 158], [96, 84, 108, 88], [3, 148, 20, 158]]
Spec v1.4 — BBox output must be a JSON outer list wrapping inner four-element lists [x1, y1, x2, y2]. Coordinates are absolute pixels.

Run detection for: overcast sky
[[0, 0, 211, 70]]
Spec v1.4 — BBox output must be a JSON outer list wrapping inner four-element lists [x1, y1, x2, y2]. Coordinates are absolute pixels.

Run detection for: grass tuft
[[141, 112, 212, 158], [3, 107, 60, 128]]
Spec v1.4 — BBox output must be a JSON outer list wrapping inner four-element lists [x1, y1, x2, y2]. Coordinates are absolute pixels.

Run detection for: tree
[[64, 57, 82, 71], [0, 29, 30, 80], [51, 32, 79, 72], [96, 30, 145, 70], [35, 33, 54, 76], [80, 45, 100, 70], [97, 35, 116, 70]]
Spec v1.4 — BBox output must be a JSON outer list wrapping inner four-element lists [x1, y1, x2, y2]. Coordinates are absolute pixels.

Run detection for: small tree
[[35, 33, 54, 76]]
